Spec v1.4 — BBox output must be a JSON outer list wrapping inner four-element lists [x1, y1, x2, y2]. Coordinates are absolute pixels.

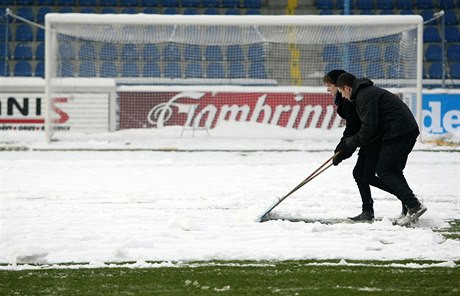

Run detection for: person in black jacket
[[335, 72, 426, 226], [324, 70, 402, 221]]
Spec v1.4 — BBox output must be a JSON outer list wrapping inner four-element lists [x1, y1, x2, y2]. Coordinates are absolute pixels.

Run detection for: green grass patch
[[436, 219, 460, 240], [1, 260, 459, 295]]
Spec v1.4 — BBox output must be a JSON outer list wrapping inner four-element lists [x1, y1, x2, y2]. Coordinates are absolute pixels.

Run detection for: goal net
[[44, 14, 423, 142]]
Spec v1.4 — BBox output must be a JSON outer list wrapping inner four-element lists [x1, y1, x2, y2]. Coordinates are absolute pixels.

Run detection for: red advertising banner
[[119, 91, 343, 130]]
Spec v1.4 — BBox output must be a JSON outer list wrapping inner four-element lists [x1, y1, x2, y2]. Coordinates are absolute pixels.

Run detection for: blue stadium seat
[[100, 43, 118, 60], [37, 7, 53, 24], [246, 9, 261, 14], [243, 0, 261, 8], [143, 8, 159, 14], [121, 44, 140, 60], [319, 9, 334, 15], [100, 0, 118, 6], [120, 0, 138, 6], [122, 62, 140, 77], [164, 61, 181, 78], [36, 29, 45, 41], [227, 45, 244, 61], [207, 62, 225, 78], [163, 44, 180, 61], [379, 8, 394, 14], [35, 61, 44, 77], [81, 7, 97, 14], [0, 61, 10, 76], [35, 43, 44, 60], [363, 44, 382, 61], [203, 0, 220, 7], [37, 0, 54, 4], [79, 43, 97, 60], [0, 24, 12, 41], [59, 7, 74, 13], [161, 0, 180, 6], [185, 62, 203, 78], [184, 44, 201, 61], [225, 8, 240, 15], [387, 63, 402, 78], [400, 9, 414, 15], [16, 7, 34, 22], [57, 0, 76, 4], [204, 8, 220, 14], [248, 62, 267, 79], [228, 62, 245, 78], [356, 0, 374, 9], [182, 0, 201, 6], [447, 44, 460, 61], [395, 0, 413, 9], [15, 24, 34, 41], [366, 63, 385, 78], [423, 26, 441, 42], [420, 9, 436, 23], [248, 44, 265, 62], [163, 7, 179, 14], [376, 0, 393, 9], [100, 61, 118, 77], [384, 44, 399, 62], [101, 7, 117, 14], [325, 63, 340, 73], [140, 0, 159, 6], [80, 0, 99, 5], [143, 44, 160, 60], [205, 45, 223, 61], [359, 9, 375, 15], [59, 61, 75, 77], [14, 61, 32, 77], [348, 63, 363, 77], [184, 8, 199, 14], [450, 62, 460, 79], [347, 44, 361, 62], [222, 0, 240, 7], [336, 0, 355, 9], [122, 8, 138, 14], [445, 10, 458, 25], [415, 0, 434, 9], [315, 0, 334, 9], [425, 44, 442, 62], [323, 44, 340, 62], [79, 61, 97, 77], [143, 61, 161, 77], [14, 43, 33, 60], [438, 0, 455, 9], [429, 62, 443, 79], [0, 44, 10, 59], [16, 0, 34, 4], [445, 26, 460, 42]]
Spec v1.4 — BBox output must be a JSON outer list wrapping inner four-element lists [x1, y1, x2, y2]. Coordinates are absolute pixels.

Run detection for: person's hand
[[333, 138, 355, 166]]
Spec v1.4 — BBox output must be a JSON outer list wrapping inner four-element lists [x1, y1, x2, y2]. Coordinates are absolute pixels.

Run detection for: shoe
[[395, 204, 409, 221], [349, 211, 374, 222], [396, 203, 427, 226]]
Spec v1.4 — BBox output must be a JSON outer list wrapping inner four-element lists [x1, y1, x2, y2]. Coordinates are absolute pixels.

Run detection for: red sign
[[119, 92, 343, 130]]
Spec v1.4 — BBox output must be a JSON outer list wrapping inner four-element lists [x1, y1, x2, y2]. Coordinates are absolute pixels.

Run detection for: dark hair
[[336, 72, 357, 88], [323, 69, 346, 85]]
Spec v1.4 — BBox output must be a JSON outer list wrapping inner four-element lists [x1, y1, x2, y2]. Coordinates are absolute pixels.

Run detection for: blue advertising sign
[[423, 94, 460, 135]]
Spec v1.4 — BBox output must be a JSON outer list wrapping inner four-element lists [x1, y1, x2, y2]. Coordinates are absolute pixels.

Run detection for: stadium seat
[[37, 0, 54, 4], [143, 61, 161, 77], [423, 26, 441, 43], [185, 62, 204, 78], [79, 61, 97, 77], [101, 7, 117, 14], [0, 25, 12, 41], [0, 44, 10, 59], [384, 44, 399, 62], [207, 62, 225, 78], [100, 0, 118, 6], [56, 0, 76, 5], [15, 24, 34, 41], [140, 0, 159, 6], [35, 43, 44, 60], [59, 61, 75, 77], [228, 62, 246, 78], [0, 61, 10, 76], [429, 62, 443, 79], [13, 43, 33, 60], [37, 7, 53, 24], [161, 0, 180, 6], [347, 44, 361, 62], [164, 61, 181, 78], [324, 62, 341, 73], [387, 63, 402, 78], [376, 0, 393, 9], [323, 45, 340, 62], [336, 0, 355, 9], [121, 62, 140, 77], [203, 0, 220, 7], [450, 62, 460, 79], [36, 28, 45, 41], [420, 9, 436, 23], [182, 0, 201, 6], [315, 0, 334, 9], [143, 8, 159, 14], [447, 44, 460, 61], [16, 7, 34, 22], [225, 8, 240, 15], [16, 0, 34, 4], [395, 0, 413, 9], [81, 8, 97, 14], [363, 44, 382, 61], [425, 44, 442, 62], [79, 0, 98, 5], [205, 45, 224, 61], [121, 44, 140, 60], [100, 61, 118, 77], [379, 9, 394, 14], [184, 8, 199, 14], [445, 26, 460, 42], [248, 44, 265, 62], [13, 61, 32, 77], [366, 62, 385, 79], [184, 44, 201, 61], [100, 43, 118, 60], [59, 7, 74, 13], [120, 0, 138, 6], [246, 9, 261, 14], [143, 44, 160, 60], [163, 44, 181, 61], [204, 8, 220, 14], [163, 7, 179, 14], [122, 8, 138, 14], [445, 10, 458, 25], [248, 62, 267, 79], [226, 45, 244, 61], [400, 9, 414, 15], [319, 9, 334, 15], [356, 0, 373, 9], [438, 0, 455, 9], [79, 43, 97, 60], [348, 63, 363, 77], [222, 0, 240, 8], [243, 0, 262, 8], [35, 61, 44, 77], [359, 9, 375, 15], [415, 0, 434, 9]]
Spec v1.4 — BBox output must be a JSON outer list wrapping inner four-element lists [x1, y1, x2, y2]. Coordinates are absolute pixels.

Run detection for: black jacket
[[345, 78, 419, 150], [334, 92, 361, 138]]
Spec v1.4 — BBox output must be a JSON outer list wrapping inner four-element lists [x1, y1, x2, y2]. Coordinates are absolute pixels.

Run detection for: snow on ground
[[0, 129, 459, 267]]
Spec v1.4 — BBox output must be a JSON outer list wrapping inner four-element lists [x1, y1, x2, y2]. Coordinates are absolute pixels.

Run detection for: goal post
[[44, 14, 423, 142]]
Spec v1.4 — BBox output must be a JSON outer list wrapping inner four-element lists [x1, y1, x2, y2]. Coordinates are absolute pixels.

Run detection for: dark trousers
[[375, 132, 420, 209], [353, 141, 398, 212]]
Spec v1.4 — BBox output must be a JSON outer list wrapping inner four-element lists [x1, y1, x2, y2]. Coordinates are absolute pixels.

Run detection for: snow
[[1, 129, 459, 269]]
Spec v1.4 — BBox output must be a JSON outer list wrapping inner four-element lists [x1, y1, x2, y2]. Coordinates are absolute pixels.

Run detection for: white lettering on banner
[[423, 101, 460, 134]]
